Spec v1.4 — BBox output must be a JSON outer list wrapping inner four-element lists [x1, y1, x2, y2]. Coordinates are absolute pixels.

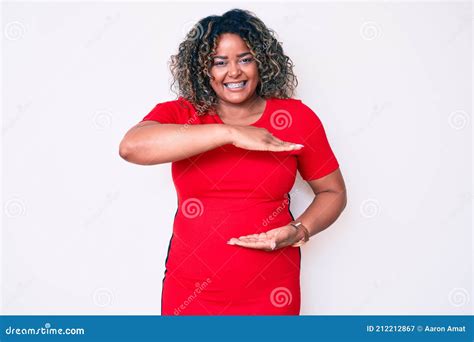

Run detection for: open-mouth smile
[[224, 80, 248, 90]]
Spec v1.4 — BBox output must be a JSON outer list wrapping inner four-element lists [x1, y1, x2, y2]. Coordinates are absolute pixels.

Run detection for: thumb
[[270, 229, 283, 250], [270, 239, 277, 250]]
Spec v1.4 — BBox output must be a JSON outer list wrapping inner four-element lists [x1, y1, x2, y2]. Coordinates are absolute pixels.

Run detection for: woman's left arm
[[227, 168, 347, 250], [295, 168, 347, 238]]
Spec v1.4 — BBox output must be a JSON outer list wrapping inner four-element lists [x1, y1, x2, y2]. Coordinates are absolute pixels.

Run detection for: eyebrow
[[212, 52, 252, 59]]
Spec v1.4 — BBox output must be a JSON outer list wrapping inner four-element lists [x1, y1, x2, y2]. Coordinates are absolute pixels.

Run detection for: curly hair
[[169, 8, 298, 115]]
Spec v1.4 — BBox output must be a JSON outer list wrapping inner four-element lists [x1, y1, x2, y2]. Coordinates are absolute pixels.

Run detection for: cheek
[[209, 71, 221, 89], [210, 81, 223, 94], [210, 68, 225, 81], [245, 64, 260, 81]]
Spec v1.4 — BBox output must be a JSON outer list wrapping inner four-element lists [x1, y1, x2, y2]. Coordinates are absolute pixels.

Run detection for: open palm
[[227, 225, 300, 251]]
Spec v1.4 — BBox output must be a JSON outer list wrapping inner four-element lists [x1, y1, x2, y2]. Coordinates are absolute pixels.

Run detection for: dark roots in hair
[[169, 8, 298, 114]]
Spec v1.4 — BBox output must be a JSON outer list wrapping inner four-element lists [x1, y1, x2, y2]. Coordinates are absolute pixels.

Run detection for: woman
[[119, 8, 347, 315]]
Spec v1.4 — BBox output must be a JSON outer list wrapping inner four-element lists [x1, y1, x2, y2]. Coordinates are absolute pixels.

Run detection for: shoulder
[[152, 96, 197, 123], [270, 97, 316, 115], [269, 97, 322, 126], [154, 96, 195, 113], [141, 96, 198, 124], [270, 97, 303, 108]]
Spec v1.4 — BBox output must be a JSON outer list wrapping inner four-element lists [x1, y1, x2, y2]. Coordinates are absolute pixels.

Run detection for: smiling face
[[209, 33, 260, 105]]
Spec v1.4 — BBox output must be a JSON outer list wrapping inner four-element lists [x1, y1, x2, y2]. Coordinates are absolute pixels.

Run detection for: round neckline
[[213, 98, 271, 127]]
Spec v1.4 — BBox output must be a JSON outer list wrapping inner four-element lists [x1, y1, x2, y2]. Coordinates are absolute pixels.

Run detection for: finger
[[286, 143, 304, 150], [269, 142, 304, 152], [267, 136, 285, 146], [237, 234, 256, 240], [234, 239, 264, 249], [237, 237, 253, 244], [228, 233, 264, 245], [268, 135, 297, 146], [228, 236, 255, 244], [270, 137, 285, 145], [239, 233, 265, 241], [234, 238, 274, 250]]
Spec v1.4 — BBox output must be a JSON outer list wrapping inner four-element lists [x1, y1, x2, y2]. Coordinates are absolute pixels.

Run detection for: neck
[[216, 94, 264, 119]]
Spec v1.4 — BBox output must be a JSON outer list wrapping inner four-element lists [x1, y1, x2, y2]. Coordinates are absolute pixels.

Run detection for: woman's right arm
[[119, 121, 303, 165], [119, 121, 233, 165]]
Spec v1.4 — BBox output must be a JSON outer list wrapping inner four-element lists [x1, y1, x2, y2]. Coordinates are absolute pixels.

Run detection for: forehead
[[214, 33, 250, 54]]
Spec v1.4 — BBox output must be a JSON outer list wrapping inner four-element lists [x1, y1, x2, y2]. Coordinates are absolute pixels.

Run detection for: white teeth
[[224, 81, 246, 89]]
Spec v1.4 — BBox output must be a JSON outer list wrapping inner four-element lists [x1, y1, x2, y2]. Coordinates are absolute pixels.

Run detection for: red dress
[[140, 96, 339, 315]]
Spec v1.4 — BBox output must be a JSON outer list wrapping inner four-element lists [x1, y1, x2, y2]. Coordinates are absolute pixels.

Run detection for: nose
[[227, 61, 241, 78]]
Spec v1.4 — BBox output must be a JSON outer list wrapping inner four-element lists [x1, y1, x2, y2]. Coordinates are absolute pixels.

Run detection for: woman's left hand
[[227, 224, 304, 251]]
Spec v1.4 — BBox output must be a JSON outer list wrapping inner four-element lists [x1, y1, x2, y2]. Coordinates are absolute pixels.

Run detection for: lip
[[223, 80, 248, 91], [223, 80, 247, 85]]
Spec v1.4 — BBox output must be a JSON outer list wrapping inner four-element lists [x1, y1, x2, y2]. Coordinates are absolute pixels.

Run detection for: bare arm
[[119, 121, 233, 165], [226, 168, 347, 251], [119, 121, 304, 165], [295, 168, 347, 237]]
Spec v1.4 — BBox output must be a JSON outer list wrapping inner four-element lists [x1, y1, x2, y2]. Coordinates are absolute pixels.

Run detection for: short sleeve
[[296, 101, 340, 181], [140, 100, 179, 124]]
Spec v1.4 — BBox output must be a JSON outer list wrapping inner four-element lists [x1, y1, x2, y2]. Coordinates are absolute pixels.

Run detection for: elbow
[[119, 139, 163, 165], [328, 188, 347, 211], [119, 139, 135, 161], [340, 188, 348, 211]]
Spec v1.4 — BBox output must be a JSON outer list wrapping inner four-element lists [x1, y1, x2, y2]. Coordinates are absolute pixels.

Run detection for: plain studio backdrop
[[1, 1, 471, 315]]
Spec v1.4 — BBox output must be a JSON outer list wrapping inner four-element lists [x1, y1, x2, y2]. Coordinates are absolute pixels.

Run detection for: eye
[[213, 60, 226, 66], [240, 57, 253, 63]]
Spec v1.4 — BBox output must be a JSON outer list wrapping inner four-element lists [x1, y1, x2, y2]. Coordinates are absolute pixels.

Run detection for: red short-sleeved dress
[[140, 96, 339, 315]]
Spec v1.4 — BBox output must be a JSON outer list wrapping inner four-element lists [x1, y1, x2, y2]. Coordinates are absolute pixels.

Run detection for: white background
[[2, 1, 472, 315]]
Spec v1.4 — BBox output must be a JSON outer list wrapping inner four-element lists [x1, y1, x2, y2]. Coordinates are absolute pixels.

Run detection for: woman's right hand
[[228, 125, 304, 152]]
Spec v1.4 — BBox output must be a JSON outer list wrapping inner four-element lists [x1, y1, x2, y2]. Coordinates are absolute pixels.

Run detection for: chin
[[216, 87, 258, 103], [223, 93, 251, 103]]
